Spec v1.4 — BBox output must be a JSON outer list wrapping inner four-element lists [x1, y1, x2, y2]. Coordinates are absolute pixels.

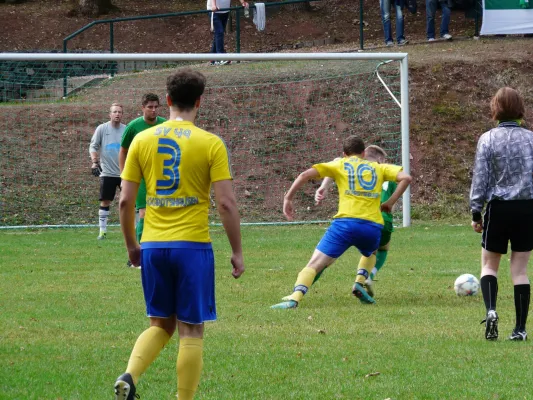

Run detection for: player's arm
[[284, 167, 321, 220], [315, 157, 340, 205], [315, 177, 334, 205], [119, 124, 135, 173], [380, 171, 412, 213], [470, 136, 489, 233], [89, 128, 102, 177], [213, 180, 245, 279], [119, 179, 141, 266], [119, 146, 128, 173]]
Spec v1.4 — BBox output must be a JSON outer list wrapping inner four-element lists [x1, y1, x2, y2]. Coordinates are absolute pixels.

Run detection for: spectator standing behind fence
[[207, 0, 248, 65], [89, 103, 126, 240], [470, 87, 532, 342], [380, 0, 409, 46], [426, 0, 452, 41]]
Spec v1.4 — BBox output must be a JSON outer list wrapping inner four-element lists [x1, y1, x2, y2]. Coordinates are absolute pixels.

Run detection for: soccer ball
[[454, 274, 480, 296]]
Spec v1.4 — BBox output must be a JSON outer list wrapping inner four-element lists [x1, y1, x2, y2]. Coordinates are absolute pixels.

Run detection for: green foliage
[[1, 224, 532, 399], [412, 189, 469, 221]]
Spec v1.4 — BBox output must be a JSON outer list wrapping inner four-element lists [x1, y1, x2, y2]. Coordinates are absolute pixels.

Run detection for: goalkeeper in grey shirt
[[89, 103, 126, 240]]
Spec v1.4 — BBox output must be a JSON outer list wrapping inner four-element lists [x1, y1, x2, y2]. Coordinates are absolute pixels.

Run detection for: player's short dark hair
[[141, 93, 160, 106], [365, 145, 387, 162], [490, 87, 525, 121], [343, 136, 365, 156], [166, 68, 206, 111]]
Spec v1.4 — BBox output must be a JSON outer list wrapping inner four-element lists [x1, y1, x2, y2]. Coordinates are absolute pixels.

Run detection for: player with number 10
[[271, 135, 411, 309]]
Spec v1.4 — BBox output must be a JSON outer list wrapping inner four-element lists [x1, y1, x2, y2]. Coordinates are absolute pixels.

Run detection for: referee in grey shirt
[[470, 87, 532, 342], [89, 103, 126, 240]]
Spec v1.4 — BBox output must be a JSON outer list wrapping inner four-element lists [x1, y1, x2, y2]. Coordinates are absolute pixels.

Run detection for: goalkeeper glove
[[91, 163, 102, 177]]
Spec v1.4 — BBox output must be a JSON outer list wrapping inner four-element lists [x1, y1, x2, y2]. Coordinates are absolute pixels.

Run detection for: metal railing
[[62, 0, 320, 97]]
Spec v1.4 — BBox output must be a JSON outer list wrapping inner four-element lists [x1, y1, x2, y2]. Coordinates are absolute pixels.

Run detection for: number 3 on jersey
[[344, 162, 377, 191], [156, 138, 181, 195]]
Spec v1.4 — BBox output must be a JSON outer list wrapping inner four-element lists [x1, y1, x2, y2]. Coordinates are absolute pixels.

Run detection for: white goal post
[[0, 52, 410, 228]]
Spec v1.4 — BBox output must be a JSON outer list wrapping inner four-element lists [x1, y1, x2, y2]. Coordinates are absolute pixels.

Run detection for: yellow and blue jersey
[[313, 156, 402, 225], [121, 120, 232, 244]]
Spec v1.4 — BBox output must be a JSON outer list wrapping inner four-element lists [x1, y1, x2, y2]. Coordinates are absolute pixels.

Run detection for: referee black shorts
[[482, 199, 533, 254], [99, 176, 121, 202]]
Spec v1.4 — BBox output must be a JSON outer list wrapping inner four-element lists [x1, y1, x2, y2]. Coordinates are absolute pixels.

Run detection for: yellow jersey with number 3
[[121, 120, 232, 243], [313, 156, 402, 225]]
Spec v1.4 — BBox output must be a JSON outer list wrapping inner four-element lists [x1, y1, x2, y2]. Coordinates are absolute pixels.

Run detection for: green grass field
[[1, 223, 532, 399]]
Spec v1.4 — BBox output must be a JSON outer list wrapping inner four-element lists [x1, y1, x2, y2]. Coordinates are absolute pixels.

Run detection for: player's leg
[[114, 248, 175, 398], [271, 220, 353, 309], [177, 322, 204, 400], [275, 249, 336, 308], [370, 223, 392, 280], [351, 222, 382, 304], [174, 246, 215, 399], [364, 238, 391, 297], [507, 203, 533, 340], [98, 177, 116, 239], [509, 251, 531, 341], [479, 201, 509, 340], [480, 249, 502, 340]]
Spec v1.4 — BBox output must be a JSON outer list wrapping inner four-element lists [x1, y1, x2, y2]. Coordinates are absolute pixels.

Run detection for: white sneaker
[[442, 33, 452, 40], [428, 38, 436, 42]]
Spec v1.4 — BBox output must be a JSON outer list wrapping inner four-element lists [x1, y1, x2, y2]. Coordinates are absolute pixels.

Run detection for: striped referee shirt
[[470, 122, 533, 216]]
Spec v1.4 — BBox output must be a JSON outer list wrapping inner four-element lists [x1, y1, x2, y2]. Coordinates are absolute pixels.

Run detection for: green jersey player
[[119, 93, 166, 263]]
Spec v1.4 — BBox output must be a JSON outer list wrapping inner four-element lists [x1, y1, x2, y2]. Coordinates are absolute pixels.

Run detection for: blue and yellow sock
[[288, 267, 317, 303], [355, 254, 376, 285]]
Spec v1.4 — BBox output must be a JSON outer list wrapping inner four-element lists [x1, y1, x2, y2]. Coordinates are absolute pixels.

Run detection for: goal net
[[0, 53, 410, 228]]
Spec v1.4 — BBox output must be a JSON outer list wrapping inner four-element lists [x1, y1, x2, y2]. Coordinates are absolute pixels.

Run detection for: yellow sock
[[177, 337, 204, 400], [355, 254, 376, 284], [126, 326, 171, 385], [288, 266, 317, 302]]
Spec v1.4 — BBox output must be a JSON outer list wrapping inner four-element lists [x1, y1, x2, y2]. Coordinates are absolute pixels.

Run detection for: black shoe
[[509, 329, 527, 341], [114, 373, 139, 400], [481, 310, 499, 340]]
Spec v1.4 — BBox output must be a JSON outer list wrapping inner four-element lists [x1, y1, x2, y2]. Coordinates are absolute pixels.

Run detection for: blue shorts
[[140, 242, 216, 324], [316, 218, 383, 259]]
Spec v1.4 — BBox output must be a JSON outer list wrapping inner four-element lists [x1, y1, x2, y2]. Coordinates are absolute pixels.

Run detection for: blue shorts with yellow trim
[[316, 218, 382, 258], [140, 241, 216, 324]]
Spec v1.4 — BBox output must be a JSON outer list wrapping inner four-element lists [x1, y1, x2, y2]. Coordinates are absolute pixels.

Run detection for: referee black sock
[[480, 275, 498, 312], [514, 284, 530, 332]]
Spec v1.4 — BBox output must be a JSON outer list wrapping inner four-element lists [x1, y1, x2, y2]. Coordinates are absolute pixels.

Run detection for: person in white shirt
[[89, 103, 126, 240]]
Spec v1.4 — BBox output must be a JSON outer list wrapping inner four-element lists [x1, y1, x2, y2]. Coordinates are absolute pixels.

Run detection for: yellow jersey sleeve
[[312, 159, 343, 179], [121, 137, 142, 183], [210, 139, 233, 183], [379, 163, 403, 182]]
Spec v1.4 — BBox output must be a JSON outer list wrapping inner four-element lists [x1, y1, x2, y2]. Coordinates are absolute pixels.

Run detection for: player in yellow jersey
[[115, 68, 245, 400], [313, 145, 398, 298], [271, 136, 411, 309]]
